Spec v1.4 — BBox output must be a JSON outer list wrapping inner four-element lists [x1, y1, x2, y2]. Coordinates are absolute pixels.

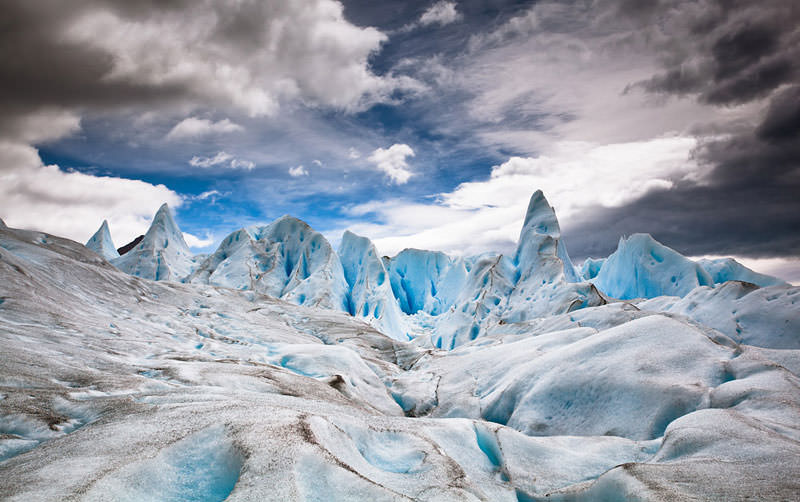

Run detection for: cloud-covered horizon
[[0, 0, 797, 282]]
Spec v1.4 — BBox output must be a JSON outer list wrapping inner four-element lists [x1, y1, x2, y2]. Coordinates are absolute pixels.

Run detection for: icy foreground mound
[[2, 209, 800, 500]]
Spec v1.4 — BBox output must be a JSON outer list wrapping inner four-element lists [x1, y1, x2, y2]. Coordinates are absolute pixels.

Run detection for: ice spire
[[86, 220, 120, 260], [111, 204, 196, 281]]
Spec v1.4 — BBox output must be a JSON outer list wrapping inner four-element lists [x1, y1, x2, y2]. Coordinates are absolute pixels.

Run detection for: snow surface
[[85, 220, 120, 261], [2, 190, 798, 499]]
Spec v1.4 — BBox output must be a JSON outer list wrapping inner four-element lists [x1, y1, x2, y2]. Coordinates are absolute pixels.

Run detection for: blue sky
[[1, 0, 799, 282]]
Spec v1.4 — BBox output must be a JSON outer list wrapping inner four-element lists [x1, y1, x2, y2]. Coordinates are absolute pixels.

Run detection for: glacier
[[187, 215, 350, 312], [111, 203, 199, 281], [85, 220, 120, 261], [698, 257, 788, 288], [590, 233, 714, 300], [1, 189, 799, 500]]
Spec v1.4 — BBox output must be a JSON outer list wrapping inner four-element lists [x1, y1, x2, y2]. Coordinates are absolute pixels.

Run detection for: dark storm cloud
[[566, 85, 800, 260], [0, 0, 404, 139], [0, 1, 191, 135], [632, 0, 800, 105], [757, 85, 800, 143], [559, 0, 800, 260]]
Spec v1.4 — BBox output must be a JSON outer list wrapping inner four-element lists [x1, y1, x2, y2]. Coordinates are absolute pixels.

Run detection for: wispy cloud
[[189, 152, 254, 170]]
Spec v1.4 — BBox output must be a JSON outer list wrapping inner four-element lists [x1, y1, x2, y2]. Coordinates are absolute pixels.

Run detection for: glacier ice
[[579, 256, 605, 280], [338, 230, 408, 340], [112, 203, 198, 281], [85, 220, 120, 261], [591, 233, 714, 299], [386, 248, 465, 316], [2, 189, 799, 500], [188, 215, 350, 312], [698, 257, 787, 288], [502, 190, 605, 324], [638, 281, 800, 349]]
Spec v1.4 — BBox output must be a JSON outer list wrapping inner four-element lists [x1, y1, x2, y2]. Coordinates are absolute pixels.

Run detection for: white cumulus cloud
[[183, 231, 215, 249], [367, 144, 416, 184], [166, 117, 243, 141], [289, 165, 309, 177], [63, 1, 416, 115], [0, 141, 182, 246], [419, 1, 462, 26]]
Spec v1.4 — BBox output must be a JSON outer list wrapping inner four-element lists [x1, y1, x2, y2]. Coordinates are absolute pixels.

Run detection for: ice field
[[1, 191, 798, 500]]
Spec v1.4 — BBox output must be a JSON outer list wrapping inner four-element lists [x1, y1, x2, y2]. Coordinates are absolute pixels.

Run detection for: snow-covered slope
[[591, 233, 714, 299], [85, 220, 119, 261], [111, 203, 198, 281], [188, 216, 349, 312], [698, 257, 787, 288], [1, 217, 799, 500], [638, 281, 800, 349]]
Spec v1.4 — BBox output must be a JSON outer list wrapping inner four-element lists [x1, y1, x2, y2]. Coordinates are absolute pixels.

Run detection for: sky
[[1, 0, 798, 282]]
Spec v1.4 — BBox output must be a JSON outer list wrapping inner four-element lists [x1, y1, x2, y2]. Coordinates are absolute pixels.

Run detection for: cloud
[[166, 117, 243, 141], [419, 1, 462, 27], [189, 151, 254, 170], [348, 148, 361, 159], [445, 136, 700, 221], [4, 109, 82, 144], [367, 144, 416, 184], [229, 159, 255, 170], [562, 86, 800, 261], [628, 0, 799, 106], [312, 159, 323, 167], [58, 1, 412, 116], [0, 141, 181, 246], [187, 190, 225, 204], [341, 136, 700, 256], [395, 1, 463, 33], [385, 0, 798, 262], [289, 165, 309, 177], [183, 231, 215, 249], [189, 151, 233, 167], [0, 0, 419, 144]]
